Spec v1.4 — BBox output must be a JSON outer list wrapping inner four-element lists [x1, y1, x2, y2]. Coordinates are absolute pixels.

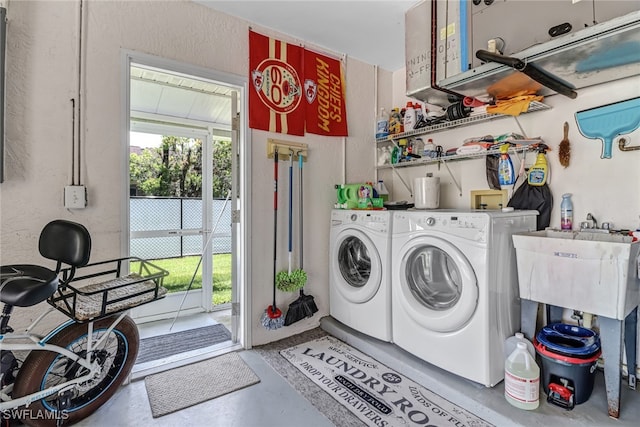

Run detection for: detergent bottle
[[376, 108, 389, 139], [498, 144, 515, 187], [403, 101, 416, 132], [414, 102, 424, 124], [376, 180, 389, 202], [528, 148, 549, 186], [388, 108, 404, 134]]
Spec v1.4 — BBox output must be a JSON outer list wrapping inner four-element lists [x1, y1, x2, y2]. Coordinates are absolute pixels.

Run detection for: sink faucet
[[581, 213, 612, 233]]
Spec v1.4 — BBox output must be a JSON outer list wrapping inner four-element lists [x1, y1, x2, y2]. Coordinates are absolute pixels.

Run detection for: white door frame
[[120, 50, 252, 349]]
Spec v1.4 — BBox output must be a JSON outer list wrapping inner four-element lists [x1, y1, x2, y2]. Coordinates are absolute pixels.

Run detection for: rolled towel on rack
[[456, 145, 485, 155]]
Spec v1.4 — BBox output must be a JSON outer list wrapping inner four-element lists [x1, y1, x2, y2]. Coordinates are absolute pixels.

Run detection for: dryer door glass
[[338, 236, 371, 288], [405, 245, 461, 310]]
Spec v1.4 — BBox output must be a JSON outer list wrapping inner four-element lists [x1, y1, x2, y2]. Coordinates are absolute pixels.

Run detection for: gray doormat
[[144, 352, 260, 418], [136, 323, 231, 364], [255, 328, 366, 427], [280, 335, 494, 427]]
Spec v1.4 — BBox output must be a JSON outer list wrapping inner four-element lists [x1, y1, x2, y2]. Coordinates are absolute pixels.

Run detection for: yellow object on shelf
[[487, 95, 544, 116], [470, 189, 509, 210]]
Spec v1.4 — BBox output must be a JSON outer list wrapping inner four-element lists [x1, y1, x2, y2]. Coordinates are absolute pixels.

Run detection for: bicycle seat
[[0, 220, 91, 307], [0, 265, 59, 307]]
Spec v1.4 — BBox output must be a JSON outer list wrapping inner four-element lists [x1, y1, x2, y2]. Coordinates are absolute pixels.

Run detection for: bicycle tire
[[12, 315, 139, 427]]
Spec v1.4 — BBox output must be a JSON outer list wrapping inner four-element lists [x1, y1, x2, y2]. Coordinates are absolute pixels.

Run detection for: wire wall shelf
[[375, 101, 551, 144], [376, 142, 541, 170]]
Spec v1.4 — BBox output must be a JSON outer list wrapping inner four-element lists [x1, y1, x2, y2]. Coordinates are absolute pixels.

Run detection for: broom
[[261, 146, 284, 330], [285, 152, 317, 326], [276, 150, 307, 292]]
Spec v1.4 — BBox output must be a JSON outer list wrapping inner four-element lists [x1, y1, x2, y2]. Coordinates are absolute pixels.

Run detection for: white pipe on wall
[[341, 54, 347, 185], [374, 65, 378, 183]]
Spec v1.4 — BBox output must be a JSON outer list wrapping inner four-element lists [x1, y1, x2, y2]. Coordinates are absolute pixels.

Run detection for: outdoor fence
[[130, 197, 232, 260]]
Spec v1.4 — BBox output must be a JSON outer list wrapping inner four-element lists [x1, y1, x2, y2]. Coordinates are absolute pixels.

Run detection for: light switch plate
[[64, 185, 87, 209]]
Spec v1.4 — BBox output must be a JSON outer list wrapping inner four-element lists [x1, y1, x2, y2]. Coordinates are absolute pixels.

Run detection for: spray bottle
[[498, 144, 515, 187], [561, 193, 573, 230], [528, 146, 550, 186]]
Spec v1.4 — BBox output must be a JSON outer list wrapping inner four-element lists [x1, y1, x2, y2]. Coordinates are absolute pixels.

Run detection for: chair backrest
[[38, 220, 91, 267]]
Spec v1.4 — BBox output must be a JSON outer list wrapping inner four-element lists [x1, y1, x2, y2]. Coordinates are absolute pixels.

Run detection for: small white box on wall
[[64, 185, 87, 209]]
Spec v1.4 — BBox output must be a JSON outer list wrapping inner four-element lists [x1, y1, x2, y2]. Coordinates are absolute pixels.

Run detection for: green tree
[[213, 139, 232, 198], [130, 135, 231, 198], [130, 149, 163, 195]]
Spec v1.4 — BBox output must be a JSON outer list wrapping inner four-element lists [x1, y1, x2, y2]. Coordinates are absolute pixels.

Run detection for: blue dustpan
[[575, 97, 640, 159]]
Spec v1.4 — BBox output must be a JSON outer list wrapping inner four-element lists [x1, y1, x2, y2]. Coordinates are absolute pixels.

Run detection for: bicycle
[[1, 220, 169, 427]]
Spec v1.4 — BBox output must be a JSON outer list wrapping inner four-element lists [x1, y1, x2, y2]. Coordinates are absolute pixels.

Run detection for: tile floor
[[75, 314, 640, 427]]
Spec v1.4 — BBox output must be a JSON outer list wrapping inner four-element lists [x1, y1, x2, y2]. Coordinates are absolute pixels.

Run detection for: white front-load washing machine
[[391, 209, 537, 386], [330, 209, 392, 341]]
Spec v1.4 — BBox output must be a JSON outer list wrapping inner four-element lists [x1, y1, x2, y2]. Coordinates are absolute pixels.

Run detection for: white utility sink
[[513, 229, 640, 319]]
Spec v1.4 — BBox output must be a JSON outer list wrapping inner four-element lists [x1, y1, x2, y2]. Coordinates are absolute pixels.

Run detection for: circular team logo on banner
[[252, 59, 301, 114]]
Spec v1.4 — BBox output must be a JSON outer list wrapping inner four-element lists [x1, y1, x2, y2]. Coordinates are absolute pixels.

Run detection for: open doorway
[[121, 53, 249, 377]]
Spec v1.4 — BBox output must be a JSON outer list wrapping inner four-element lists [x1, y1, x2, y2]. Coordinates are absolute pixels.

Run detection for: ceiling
[[130, 65, 235, 131], [194, 0, 419, 71]]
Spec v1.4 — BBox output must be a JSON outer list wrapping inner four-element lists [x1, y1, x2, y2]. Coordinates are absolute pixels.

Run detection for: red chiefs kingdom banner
[[303, 49, 348, 136], [249, 30, 305, 136]]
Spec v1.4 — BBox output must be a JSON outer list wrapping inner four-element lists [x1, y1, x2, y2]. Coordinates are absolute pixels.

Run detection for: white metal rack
[[374, 101, 551, 196], [375, 101, 551, 145], [377, 142, 542, 170]]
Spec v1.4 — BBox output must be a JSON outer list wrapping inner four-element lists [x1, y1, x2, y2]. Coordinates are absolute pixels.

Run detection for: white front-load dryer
[[330, 209, 392, 342], [391, 210, 537, 386]]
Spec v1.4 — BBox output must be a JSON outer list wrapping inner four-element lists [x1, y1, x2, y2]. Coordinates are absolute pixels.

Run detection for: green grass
[[135, 254, 232, 305]]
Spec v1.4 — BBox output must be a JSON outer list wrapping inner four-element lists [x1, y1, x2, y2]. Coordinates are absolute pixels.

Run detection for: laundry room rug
[[280, 336, 493, 427], [136, 323, 231, 364], [144, 352, 260, 418]]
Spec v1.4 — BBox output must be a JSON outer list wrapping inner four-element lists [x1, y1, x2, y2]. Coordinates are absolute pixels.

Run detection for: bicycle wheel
[[12, 315, 139, 427]]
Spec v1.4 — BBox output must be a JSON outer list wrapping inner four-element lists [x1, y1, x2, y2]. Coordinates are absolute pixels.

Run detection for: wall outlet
[[64, 185, 87, 209]]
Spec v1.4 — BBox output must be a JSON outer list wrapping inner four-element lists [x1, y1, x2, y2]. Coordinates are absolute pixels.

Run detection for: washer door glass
[[405, 246, 461, 310], [398, 236, 478, 333], [332, 228, 382, 304], [338, 236, 371, 288]]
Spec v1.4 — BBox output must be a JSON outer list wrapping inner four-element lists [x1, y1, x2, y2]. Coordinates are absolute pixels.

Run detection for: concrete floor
[[322, 317, 640, 427], [76, 350, 334, 427], [77, 311, 332, 427], [75, 314, 640, 427]]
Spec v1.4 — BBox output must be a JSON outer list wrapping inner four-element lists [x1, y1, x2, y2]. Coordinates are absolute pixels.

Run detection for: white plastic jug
[[504, 332, 535, 361], [505, 342, 540, 410]]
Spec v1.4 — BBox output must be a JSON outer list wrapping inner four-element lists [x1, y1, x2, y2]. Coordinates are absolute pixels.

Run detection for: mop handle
[[298, 153, 305, 298], [298, 153, 303, 270], [273, 148, 278, 308], [288, 152, 293, 273]]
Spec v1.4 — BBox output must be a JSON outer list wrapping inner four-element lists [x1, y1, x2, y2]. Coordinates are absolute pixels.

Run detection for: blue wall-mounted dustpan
[[575, 97, 640, 159]]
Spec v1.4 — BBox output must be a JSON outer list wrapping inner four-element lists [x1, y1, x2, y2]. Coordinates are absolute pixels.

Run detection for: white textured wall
[[0, 1, 381, 345], [383, 70, 640, 231]]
